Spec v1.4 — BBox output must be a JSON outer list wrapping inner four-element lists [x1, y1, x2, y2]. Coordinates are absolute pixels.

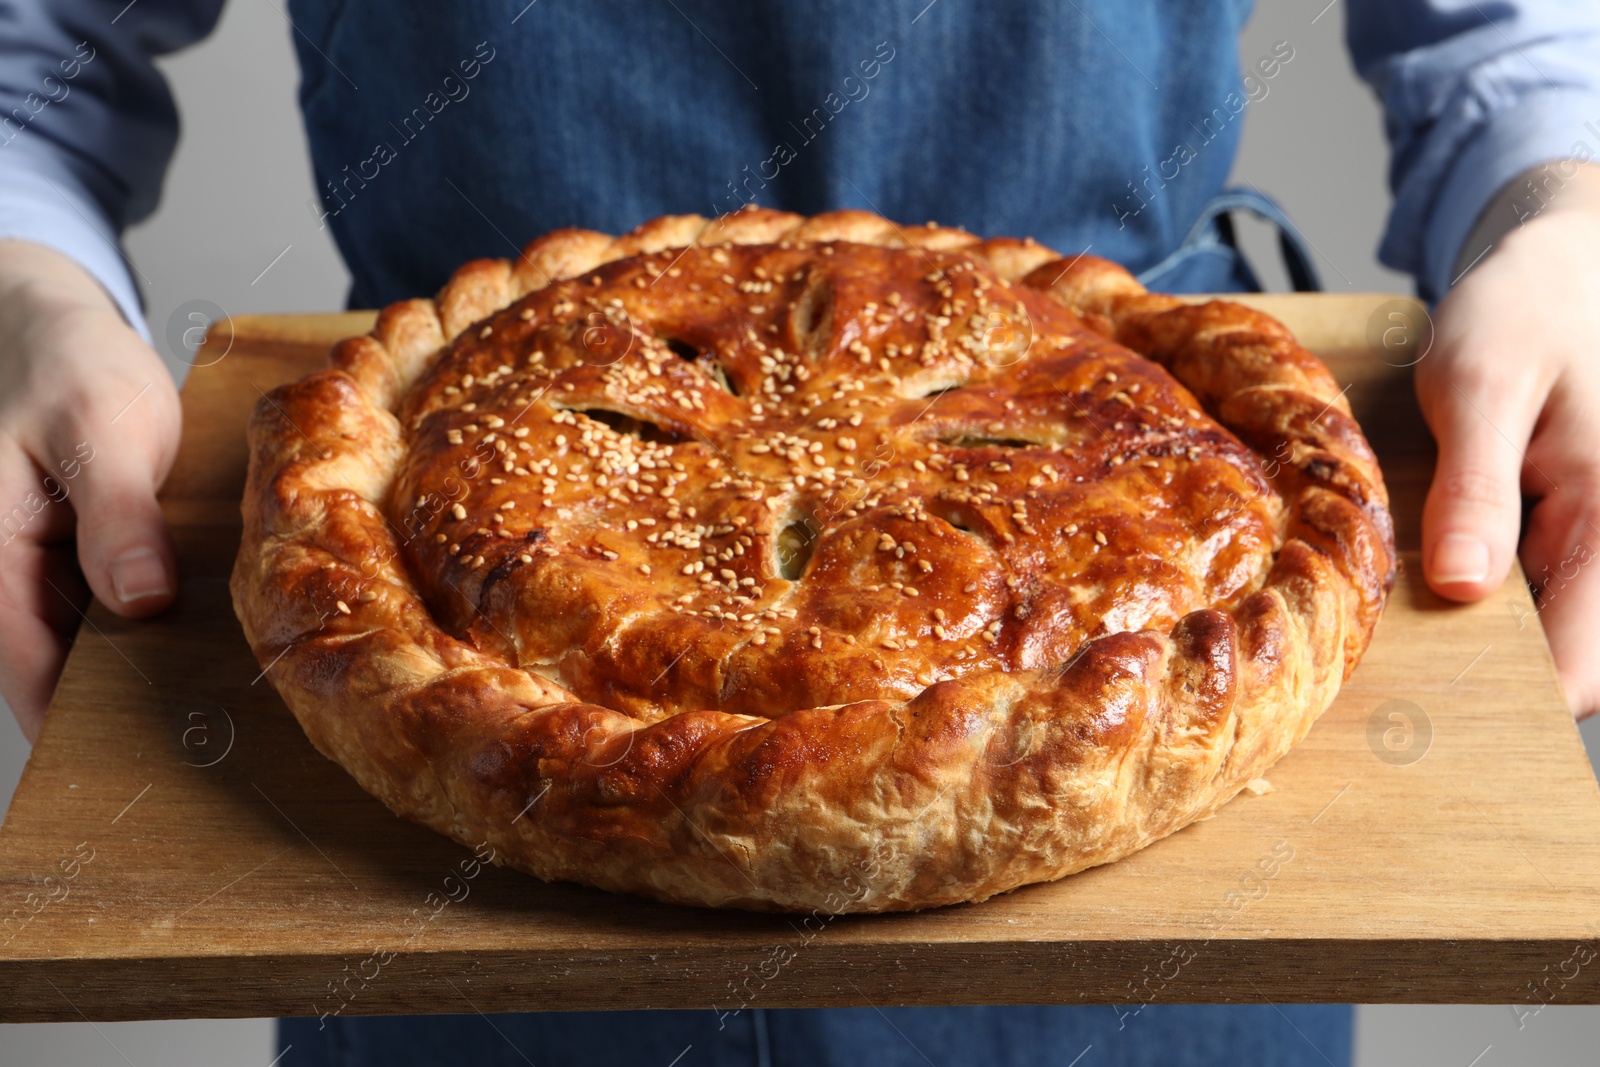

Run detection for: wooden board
[[3, 294, 1599, 1023]]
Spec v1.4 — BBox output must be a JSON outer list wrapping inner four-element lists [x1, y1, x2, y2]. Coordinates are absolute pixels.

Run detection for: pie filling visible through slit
[[232, 208, 1395, 913]]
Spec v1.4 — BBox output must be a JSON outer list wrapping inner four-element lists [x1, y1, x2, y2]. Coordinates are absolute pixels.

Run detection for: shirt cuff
[[0, 152, 149, 342], [1417, 87, 1600, 302]]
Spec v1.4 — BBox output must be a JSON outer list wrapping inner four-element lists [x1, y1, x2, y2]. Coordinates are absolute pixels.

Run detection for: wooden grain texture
[[3, 294, 1599, 1023]]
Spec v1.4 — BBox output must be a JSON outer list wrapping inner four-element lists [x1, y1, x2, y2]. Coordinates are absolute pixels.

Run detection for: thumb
[[64, 440, 177, 616], [1421, 382, 1534, 602]]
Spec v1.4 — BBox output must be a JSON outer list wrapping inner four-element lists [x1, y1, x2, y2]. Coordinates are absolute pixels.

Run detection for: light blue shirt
[[1347, 1, 1600, 297]]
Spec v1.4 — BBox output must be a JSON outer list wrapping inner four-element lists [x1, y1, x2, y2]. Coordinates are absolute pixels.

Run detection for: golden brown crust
[[232, 206, 1395, 912]]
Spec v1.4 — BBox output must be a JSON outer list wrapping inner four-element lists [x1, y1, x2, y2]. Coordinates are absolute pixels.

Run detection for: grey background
[[2, 1, 1598, 1063]]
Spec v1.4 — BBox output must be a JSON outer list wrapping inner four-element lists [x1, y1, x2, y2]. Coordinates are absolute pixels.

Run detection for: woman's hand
[[1419, 165, 1600, 718], [0, 239, 180, 742]]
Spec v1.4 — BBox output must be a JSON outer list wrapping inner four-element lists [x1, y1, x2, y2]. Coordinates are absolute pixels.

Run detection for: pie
[[231, 207, 1395, 913]]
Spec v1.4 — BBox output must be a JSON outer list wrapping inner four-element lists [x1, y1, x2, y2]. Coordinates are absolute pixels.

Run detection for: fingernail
[[1431, 533, 1491, 585], [110, 547, 172, 603]]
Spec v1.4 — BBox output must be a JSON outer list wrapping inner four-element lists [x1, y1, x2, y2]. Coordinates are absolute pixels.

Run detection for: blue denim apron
[[285, 0, 1318, 305], [281, 1002, 1350, 1066], [279, 2, 1342, 1062]]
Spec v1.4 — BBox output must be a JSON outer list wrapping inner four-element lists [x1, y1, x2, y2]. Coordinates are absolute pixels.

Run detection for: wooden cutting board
[[3, 295, 1598, 1023]]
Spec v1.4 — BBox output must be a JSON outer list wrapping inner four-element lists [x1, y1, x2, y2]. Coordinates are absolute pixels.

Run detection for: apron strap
[[1137, 186, 1323, 293]]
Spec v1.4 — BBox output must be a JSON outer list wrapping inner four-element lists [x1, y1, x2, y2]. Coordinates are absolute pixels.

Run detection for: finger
[[55, 437, 177, 618], [1519, 491, 1600, 718], [0, 459, 81, 547], [1421, 380, 1539, 601], [0, 538, 90, 741], [0, 442, 86, 738]]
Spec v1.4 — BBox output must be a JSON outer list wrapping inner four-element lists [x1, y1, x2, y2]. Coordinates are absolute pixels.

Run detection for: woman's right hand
[[0, 239, 181, 743]]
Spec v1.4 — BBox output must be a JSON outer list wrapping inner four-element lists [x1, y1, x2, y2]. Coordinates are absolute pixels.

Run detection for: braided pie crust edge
[[230, 207, 1395, 913]]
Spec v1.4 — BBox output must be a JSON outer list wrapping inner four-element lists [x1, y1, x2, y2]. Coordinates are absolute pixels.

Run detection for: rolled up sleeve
[[1347, 0, 1600, 301], [0, 0, 224, 339]]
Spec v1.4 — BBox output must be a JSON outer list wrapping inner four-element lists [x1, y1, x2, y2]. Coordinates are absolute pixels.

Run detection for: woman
[[3, 2, 1597, 1063]]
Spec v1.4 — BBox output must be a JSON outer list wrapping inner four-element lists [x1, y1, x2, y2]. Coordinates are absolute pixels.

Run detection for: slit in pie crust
[[231, 207, 1396, 913]]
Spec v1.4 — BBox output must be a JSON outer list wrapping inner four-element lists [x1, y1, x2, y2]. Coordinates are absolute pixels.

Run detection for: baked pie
[[231, 207, 1395, 912]]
